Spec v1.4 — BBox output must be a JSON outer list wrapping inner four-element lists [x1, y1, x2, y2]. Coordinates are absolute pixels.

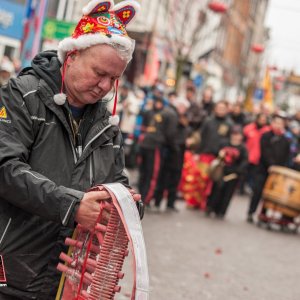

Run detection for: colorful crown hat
[[57, 0, 140, 63]]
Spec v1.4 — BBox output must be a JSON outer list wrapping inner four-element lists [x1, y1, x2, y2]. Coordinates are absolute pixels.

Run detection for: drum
[[56, 184, 149, 300], [262, 166, 300, 218]]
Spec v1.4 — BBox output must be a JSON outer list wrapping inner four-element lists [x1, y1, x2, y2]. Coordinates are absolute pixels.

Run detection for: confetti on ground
[[204, 272, 211, 279], [215, 248, 223, 255]]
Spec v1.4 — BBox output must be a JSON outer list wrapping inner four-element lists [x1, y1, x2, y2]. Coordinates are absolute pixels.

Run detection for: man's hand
[[75, 188, 144, 231], [75, 190, 111, 231]]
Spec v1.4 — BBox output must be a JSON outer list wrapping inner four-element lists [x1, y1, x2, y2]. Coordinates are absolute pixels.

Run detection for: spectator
[[243, 113, 270, 191], [153, 97, 190, 212], [200, 86, 214, 116], [207, 126, 248, 218], [0, 57, 15, 87], [247, 114, 290, 223], [230, 102, 247, 127], [138, 96, 178, 205]]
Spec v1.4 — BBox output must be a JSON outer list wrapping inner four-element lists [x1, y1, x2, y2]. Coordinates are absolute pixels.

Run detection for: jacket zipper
[[82, 124, 112, 155], [86, 125, 112, 185], [67, 111, 82, 161], [69, 136, 78, 164], [0, 218, 12, 246], [89, 152, 95, 187]]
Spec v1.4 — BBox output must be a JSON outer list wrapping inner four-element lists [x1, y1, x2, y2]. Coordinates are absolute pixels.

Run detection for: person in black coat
[[247, 114, 290, 223], [153, 97, 190, 212], [138, 96, 178, 205], [207, 126, 248, 218], [198, 100, 233, 156]]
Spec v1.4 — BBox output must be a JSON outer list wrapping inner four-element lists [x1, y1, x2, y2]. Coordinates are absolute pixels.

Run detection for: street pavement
[[118, 172, 300, 300], [138, 196, 300, 300]]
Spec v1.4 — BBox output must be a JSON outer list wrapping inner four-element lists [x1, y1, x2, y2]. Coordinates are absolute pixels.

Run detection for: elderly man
[[0, 1, 143, 299]]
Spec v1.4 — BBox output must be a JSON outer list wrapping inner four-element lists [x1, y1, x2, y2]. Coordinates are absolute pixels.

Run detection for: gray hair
[[109, 39, 136, 63]]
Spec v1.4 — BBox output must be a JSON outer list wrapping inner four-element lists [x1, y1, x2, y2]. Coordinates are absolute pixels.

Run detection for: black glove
[[136, 200, 144, 220]]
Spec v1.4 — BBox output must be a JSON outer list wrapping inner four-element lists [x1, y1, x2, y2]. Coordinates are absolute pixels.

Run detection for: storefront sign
[[42, 18, 76, 40], [0, 0, 25, 40]]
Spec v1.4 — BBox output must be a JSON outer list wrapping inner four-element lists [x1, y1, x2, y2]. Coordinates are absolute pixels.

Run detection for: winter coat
[[0, 51, 128, 299], [198, 115, 232, 155], [139, 105, 178, 151], [243, 122, 270, 165], [259, 130, 290, 171]]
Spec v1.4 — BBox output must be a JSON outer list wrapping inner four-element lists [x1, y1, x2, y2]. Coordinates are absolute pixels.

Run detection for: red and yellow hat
[[57, 0, 140, 63]]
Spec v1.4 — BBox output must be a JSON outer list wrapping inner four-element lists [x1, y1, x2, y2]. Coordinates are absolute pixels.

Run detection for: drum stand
[[257, 200, 300, 233]]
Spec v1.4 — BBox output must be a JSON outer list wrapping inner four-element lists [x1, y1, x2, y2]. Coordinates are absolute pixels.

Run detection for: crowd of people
[[116, 80, 300, 222]]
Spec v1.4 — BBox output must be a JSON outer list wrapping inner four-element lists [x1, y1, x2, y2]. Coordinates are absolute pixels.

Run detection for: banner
[[42, 18, 76, 40], [262, 67, 274, 108], [0, 0, 26, 40], [20, 0, 48, 68]]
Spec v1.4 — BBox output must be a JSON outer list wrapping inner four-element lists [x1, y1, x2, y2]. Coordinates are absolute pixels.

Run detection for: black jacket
[[198, 115, 232, 155], [0, 51, 128, 299], [259, 130, 290, 171], [140, 105, 178, 151]]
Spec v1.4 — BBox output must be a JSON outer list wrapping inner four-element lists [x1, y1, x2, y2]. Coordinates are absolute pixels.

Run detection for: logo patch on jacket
[[0, 106, 7, 119], [0, 106, 11, 124], [0, 255, 7, 284]]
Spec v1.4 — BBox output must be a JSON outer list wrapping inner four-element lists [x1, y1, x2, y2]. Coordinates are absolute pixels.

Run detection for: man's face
[[202, 88, 213, 102], [64, 44, 127, 107], [232, 104, 241, 115], [231, 132, 243, 145], [271, 117, 285, 133], [257, 114, 267, 126], [214, 102, 228, 117]]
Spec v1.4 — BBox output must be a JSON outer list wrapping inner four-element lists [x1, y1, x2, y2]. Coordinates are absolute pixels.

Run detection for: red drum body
[[56, 184, 149, 300]]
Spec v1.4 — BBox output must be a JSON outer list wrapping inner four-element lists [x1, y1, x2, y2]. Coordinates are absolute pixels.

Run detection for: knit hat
[[54, 0, 140, 125]]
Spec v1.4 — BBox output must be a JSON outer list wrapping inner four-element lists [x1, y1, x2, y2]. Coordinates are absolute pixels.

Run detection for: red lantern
[[208, 1, 228, 13], [269, 65, 278, 71], [251, 44, 264, 53]]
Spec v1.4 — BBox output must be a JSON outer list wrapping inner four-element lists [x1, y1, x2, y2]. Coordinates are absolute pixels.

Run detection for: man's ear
[[66, 50, 78, 64]]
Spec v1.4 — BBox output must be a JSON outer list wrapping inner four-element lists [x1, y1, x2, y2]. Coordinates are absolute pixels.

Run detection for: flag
[[243, 83, 254, 112], [262, 67, 274, 108], [20, 0, 48, 68], [143, 37, 160, 86]]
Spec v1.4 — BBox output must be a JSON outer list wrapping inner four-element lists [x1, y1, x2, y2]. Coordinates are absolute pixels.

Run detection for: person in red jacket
[[243, 113, 270, 191]]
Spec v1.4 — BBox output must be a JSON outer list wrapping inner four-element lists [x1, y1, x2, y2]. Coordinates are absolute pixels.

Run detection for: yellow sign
[[0, 106, 7, 119]]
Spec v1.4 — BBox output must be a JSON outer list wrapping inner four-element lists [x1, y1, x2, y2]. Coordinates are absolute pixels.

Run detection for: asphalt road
[[140, 196, 300, 300], [118, 187, 300, 300], [114, 168, 300, 300]]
